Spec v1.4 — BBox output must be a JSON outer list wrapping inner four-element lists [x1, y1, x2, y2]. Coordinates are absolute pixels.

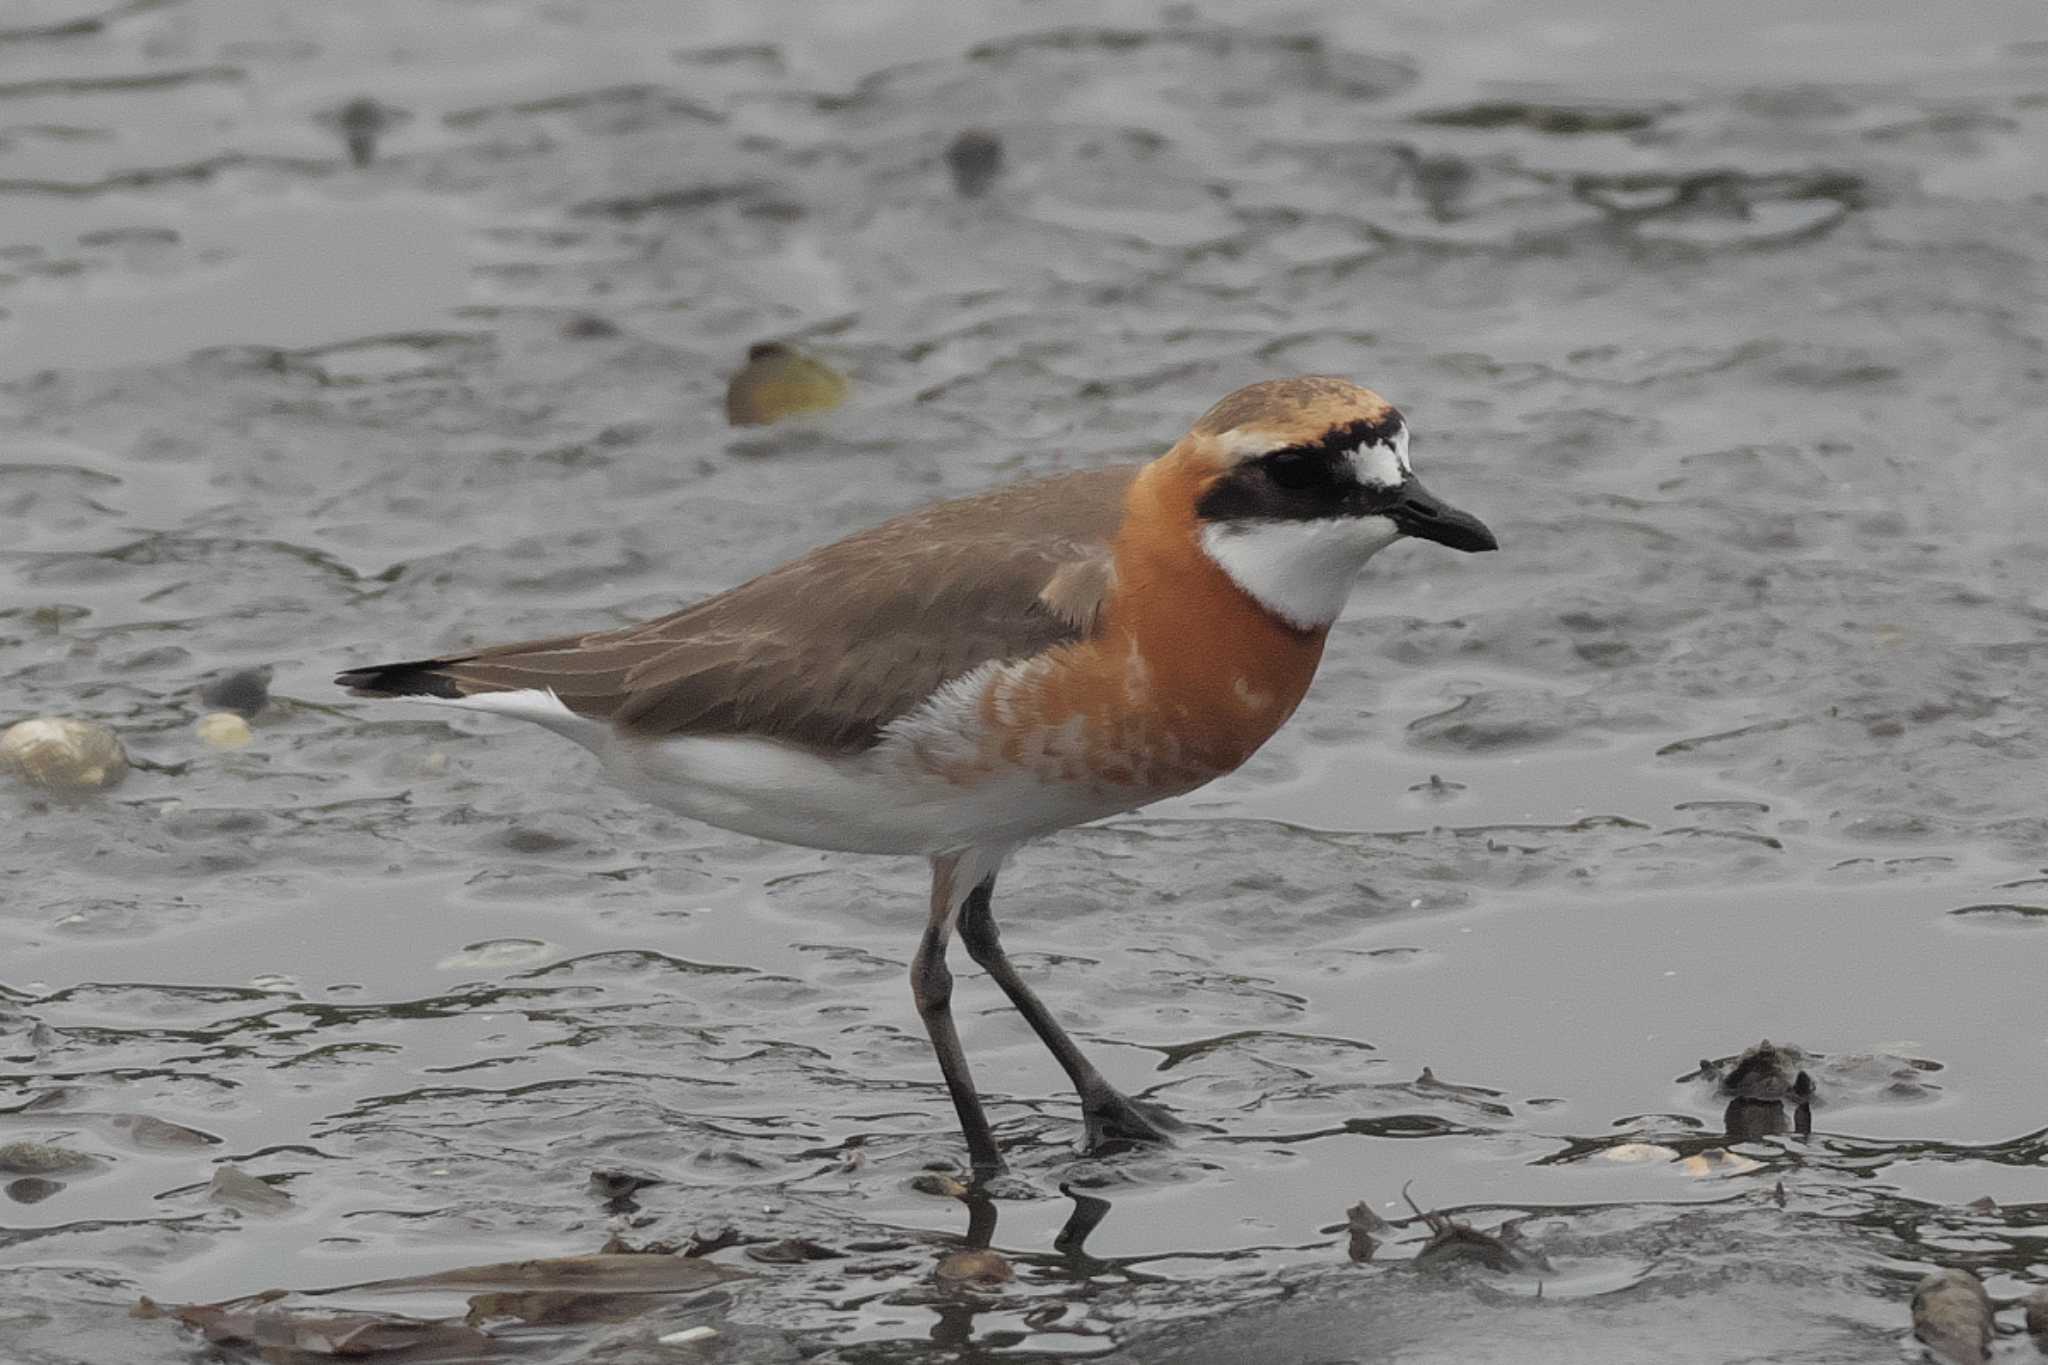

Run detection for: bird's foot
[[1080, 1088, 1183, 1154]]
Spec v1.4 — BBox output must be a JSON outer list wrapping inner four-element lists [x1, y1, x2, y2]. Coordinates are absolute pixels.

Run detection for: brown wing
[[338, 465, 1138, 753]]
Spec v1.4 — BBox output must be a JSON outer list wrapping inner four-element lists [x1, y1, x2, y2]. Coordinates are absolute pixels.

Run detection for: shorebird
[[338, 376, 1497, 1180]]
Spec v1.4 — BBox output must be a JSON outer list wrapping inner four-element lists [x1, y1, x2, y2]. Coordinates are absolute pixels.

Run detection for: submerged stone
[[0, 1141, 94, 1176]]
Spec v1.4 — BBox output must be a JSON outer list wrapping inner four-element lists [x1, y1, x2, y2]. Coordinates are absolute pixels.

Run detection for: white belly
[[407, 679, 1180, 856]]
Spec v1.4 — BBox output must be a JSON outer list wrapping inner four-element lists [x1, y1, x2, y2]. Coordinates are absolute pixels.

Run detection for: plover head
[[1177, 376, 1498, 630]]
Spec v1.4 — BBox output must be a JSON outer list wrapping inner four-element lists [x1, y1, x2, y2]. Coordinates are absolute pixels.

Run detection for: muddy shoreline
[[4, 1, 2046, 1360]]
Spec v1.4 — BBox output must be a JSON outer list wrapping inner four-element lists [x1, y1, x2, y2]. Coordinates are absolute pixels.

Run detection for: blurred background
[[2, 2, 2046, 1362]]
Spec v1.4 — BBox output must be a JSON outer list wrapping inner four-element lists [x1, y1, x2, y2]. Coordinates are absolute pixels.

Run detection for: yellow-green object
[[933, 1248, 1013, 1291], [725, 342, 848, 427], [196, 712, 254, 750], [0, 716, 129, 791]]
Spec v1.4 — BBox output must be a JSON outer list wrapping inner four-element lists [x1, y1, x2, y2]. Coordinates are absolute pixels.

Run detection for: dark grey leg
[[914, 858, 1006, 1181], [956, 873, 1179, 1152]]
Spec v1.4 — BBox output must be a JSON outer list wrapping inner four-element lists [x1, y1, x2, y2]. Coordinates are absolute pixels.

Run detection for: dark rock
[[945, 129, 1005, 197], [199, 665, 273, 718], [6, 1176, 65, 1204]]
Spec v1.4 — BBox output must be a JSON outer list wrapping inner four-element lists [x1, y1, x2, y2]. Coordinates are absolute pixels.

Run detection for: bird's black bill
[[1388, 479, 1498, 553]]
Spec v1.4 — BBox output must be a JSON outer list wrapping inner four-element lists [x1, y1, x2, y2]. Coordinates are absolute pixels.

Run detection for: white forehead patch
[[1348, 426, 1411, 490], [1200, 515, 1404, 631]]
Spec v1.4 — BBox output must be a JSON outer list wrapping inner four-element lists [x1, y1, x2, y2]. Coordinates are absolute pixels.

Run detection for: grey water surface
[[3, 1, 2046, 1361]]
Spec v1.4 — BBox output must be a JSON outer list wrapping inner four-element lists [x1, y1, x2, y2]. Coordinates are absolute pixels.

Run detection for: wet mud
[[3, 1, 2046, 1361]]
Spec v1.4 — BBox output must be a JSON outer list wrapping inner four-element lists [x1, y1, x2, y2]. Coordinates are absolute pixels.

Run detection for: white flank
[[607, 732, 944, 851], [398, 669, 1155, 856], [602, 657, 1151, 855], [1200, 515, 1402, 630], [410, 687, 605, 742]]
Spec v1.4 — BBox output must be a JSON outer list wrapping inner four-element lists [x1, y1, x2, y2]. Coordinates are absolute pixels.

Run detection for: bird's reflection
[[926, 1183, 1124, 1353], [1053, 1185, 1114, 1265], [1723, 1093, 1812, 1141]]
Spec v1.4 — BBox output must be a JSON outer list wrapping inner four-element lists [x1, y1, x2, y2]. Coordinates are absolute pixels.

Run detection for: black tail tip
[[335, 659, 465, 699]]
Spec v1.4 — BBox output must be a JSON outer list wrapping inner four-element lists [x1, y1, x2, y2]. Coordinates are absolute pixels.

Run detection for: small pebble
[[199, 665, 273, 717], [944, 128, 1005, 197], [725, 342, 848, 427], [933, 1248, 1014, 1291], [324, 96, 411, 168], [657, 1325, 719, 1346], [1912, 1268, 1993, 1365], [196, 712, 254, 750], [1, 717, 128, 791], [562, 313, 620, 339]]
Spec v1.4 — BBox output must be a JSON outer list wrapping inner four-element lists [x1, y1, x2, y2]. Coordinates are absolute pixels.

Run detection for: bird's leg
[[914, 856, 1006, 1182], [956, 873, 1180, 1152]]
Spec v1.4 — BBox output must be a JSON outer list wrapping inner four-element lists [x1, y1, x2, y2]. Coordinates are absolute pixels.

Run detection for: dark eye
[[1263, 451, 1328, 491]]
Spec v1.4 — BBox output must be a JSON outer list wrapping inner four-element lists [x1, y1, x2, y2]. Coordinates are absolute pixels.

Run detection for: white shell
[[1, 716, 129, 791]]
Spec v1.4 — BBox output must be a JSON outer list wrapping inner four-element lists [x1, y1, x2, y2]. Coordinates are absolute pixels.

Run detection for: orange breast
[[985, 460, 1328, 795]]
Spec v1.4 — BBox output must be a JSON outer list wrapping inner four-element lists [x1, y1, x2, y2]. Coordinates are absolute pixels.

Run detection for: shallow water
[[3, 0, 2047, 1361]]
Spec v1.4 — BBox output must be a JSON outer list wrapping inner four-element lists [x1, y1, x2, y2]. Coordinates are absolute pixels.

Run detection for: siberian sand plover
[[339, 376, 1498, 1179]]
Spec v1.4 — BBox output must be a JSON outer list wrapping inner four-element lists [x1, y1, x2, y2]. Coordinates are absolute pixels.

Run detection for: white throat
[[1199, 515, 1402, 630]]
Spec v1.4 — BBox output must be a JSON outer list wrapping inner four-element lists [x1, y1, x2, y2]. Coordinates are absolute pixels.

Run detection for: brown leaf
[[153, 1253, 752, 1362], [1402, 1183, 1552, 1274], [169, 1302, 493, 1360]]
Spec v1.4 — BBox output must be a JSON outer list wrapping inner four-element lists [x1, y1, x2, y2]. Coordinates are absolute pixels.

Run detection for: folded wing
[[337, 466, 1137, 754]]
